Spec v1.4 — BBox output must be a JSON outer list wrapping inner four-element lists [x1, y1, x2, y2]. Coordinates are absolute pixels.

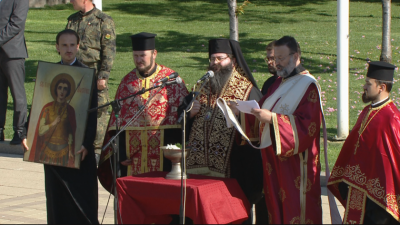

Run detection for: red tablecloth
[[116, 171, 250, 224]]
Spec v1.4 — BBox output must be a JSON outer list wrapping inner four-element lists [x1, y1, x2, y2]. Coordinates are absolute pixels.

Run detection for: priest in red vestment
[[97, 32, 189, 192], [242, 36, 324, 224], [328, 61, 400, 224]]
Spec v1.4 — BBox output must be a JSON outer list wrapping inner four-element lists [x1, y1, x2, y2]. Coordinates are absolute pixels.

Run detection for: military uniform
[[66, 6, 116, 152]]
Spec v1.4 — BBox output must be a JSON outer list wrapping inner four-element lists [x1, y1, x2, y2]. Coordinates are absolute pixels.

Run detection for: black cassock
[[25, 60, 99, 224]]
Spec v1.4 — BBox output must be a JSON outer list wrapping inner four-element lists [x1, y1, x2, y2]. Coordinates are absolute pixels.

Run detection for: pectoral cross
[[354, 139, 360, 155]]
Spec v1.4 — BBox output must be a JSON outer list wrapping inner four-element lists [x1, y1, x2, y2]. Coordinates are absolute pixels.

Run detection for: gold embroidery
[[278, 155, 288, 162], [148, 136, 159, 148], [330, 164, 400, 216], [279, 188, 286, 202], [314, 155, 319, 169], [290, 216, 300, 224], [294, 176, 312, 192], [280, 114, 291, 124], [131, 138, 140, 148], [330, 165, 345, 179], [272, 113, 282, 155], [308, 122, 317, 137], [307, 89, 318, 103], [349, 188, 364, 210], [266, 163, 272, 175], [385, 194, 400, 213], [290, 216, 313, 224], [187, 69, 253, 177], [344, 165, 367, 186], [366, 178, 385, 199], [284, 149, 294, 157], [268, 211, 272, 224]]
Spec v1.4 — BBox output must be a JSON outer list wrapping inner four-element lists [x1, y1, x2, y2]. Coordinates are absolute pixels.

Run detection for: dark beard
[[207, 63, 233, 94], [268, 65, 277, 75], [137, 55, 154, 76], [362, 92, 378, 103]]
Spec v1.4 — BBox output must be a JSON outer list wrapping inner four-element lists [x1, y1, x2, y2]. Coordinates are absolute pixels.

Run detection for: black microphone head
[[169, 72, 179, 79]]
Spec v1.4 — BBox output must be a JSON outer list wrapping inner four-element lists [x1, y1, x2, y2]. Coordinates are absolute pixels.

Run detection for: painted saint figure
[[30, 74, 77, 167]]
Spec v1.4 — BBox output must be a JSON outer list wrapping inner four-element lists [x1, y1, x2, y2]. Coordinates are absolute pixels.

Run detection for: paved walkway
[[0, 152, 344, 224]]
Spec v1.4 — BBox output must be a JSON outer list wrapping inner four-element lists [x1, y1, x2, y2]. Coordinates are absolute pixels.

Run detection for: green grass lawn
[[3, 0, 400, 171]]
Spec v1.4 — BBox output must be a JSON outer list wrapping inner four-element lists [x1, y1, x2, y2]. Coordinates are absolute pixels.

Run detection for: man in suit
[[22, 29, 99, 224], [0, 0, 29, 144]]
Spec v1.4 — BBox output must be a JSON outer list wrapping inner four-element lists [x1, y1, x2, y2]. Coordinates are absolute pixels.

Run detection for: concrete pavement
[[0, 153, 114, 224], [0, 148, 344, 224]]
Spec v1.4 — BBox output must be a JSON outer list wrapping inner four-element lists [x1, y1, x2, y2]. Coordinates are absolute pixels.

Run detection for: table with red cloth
[[116, 171, 250, 224]]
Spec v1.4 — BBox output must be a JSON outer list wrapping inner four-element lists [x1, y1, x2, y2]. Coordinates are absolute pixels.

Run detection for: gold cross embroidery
[[354, 140, 360, 155]]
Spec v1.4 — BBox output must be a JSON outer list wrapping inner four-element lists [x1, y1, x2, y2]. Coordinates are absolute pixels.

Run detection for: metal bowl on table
[[161, 146, 189, 180]]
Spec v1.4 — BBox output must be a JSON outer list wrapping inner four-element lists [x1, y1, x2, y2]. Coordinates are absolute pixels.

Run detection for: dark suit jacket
[[0, 0, 29, 58]]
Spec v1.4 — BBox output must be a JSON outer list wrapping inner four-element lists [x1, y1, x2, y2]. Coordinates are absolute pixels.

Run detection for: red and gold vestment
[[328, 101, 400, 223], [257, 71, 323, 224], [98, 64, 189, 191]]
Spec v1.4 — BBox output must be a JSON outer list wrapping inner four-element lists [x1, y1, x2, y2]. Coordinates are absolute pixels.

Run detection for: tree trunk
[[227, 0, 239, 41], [380, 0, 391, 63]]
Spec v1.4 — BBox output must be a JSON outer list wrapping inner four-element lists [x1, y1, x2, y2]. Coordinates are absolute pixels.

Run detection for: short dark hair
[[55, 78, 71, 97], [275, 36, 301, 57], [376, 80, 393, 92], [266, 40, 276, 51], [56, 29, 80, 45]]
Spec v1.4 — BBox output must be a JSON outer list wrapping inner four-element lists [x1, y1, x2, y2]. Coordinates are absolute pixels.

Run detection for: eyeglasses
[[274, 53, 294, 63], [209, 56, 230, 63], [264, 56, 274, 63]]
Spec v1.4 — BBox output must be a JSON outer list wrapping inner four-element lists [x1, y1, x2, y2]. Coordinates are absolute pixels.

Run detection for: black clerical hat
[[130, 32, 156, 51], [208, 38, 258, 89], [367, 61, 396, 81], [209, 39, 233, 56]]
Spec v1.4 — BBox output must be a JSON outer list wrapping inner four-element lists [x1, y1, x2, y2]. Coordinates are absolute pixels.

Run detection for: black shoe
[[0, 129, 4, 141], [10, 132, 22, 145]]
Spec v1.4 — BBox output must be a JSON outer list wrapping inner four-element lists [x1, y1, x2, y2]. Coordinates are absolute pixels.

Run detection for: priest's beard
[[362, 91, 379, 103], [277, 57, 295, 78], [208, 62, 234, 95], [268, 64, 277, 75], [136, 55, 154, 76]]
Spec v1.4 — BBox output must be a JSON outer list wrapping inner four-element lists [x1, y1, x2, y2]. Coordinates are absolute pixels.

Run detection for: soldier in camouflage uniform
[[66, 0, 116, 161]]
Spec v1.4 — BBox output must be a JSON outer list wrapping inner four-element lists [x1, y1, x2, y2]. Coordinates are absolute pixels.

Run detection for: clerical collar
[[371, 97, 390, 108], [138, 64, 157, 77], [61, 58, 76, 65], [80, 5, 95, 16], [282, 64, 306, 81]]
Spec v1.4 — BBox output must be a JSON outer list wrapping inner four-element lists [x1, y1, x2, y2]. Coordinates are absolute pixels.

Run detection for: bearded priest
[[237, 36, 325, 224], [97, 32, 189, 192], [328, 61, 400, 224], [180, 38, 265, 222]]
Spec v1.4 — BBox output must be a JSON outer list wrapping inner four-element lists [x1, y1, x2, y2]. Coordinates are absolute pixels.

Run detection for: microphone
[[165, 77, 183, 86], [156, 72, 179, 83], [197, 71, 214, 83]]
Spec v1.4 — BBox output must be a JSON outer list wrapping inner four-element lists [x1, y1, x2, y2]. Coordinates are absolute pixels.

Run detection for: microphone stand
[[177, 79, 209, 224], [90, 82, 168, 224]]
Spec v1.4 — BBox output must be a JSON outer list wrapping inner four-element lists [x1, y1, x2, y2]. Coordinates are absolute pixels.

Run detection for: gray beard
[[208, 63, 233, 95], [277, 57, 296, 78]]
